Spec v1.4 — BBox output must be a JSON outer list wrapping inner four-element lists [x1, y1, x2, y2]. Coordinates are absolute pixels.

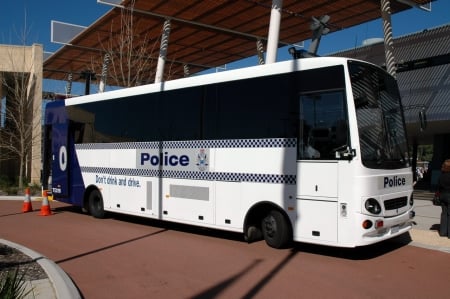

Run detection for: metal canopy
[[43, 0, 431, 86]]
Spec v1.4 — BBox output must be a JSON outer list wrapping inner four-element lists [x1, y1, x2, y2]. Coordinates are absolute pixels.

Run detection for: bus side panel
[[295, 199, 338, 244], [295, 161, 339, 244], [74, 146, 156, 216], [162, 178, 215, 225], [215, 143, 298, 231], [73, 139, 297, 232], [215, 181, 242, 229]]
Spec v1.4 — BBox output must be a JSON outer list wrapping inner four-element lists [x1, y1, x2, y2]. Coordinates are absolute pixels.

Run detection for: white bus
[[43, 57, 415, 248]]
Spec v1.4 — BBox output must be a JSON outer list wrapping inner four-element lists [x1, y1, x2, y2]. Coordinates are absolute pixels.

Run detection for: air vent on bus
[[384, 196, 408, 210]]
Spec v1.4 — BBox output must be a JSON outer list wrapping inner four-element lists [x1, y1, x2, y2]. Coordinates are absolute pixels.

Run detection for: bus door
[[296, 90, 350, 244], [51, 123, 70, 197]]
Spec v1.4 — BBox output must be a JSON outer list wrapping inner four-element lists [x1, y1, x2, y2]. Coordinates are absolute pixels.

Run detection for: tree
[[96, 0, 159, 88], [418, 144, 433, 162], [0, 43, 42, 189]]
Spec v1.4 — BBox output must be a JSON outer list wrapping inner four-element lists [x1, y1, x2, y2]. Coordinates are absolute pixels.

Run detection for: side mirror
[[343, 147, 357, 160], [335, 146, 356, 160]]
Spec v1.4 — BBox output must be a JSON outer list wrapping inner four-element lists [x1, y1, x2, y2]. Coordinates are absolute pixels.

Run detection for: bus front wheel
[[261, 210, 291, 249], [88, 190, 105, 219]]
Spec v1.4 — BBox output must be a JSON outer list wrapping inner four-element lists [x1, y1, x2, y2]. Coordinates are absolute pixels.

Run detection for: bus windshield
[[349, 61, 409, 169]]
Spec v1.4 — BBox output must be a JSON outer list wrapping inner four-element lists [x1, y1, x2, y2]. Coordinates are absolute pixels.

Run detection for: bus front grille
[[384, 196, 408, 210]]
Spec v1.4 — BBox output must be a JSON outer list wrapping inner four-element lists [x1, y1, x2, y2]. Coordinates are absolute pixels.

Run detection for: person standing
[[438, 159, 450, 238]]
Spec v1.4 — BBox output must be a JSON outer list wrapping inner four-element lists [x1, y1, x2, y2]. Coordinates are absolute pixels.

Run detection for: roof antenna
[[308, 15, 330, 55]]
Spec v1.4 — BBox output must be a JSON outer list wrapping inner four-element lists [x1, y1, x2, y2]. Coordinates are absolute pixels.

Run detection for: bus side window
[[298, 121, 320, 159], [332, 119, 348, 150], [298, 90, 348, 160]]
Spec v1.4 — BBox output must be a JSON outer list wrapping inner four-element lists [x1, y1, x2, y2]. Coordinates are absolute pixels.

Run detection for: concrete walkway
[[407, 190, 450, 253]]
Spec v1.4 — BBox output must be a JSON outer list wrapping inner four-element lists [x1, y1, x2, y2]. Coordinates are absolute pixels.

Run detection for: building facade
[[0, 44, 43, 185]]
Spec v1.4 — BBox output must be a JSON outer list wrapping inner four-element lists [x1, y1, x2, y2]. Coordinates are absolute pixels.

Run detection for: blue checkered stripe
[[81, 166, 296, 184], [75, 138, 297, 150], [77, 138, 297, 184]]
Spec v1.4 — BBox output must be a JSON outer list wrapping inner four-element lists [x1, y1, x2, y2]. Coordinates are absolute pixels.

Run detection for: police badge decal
[[196, 149, 209, 171]]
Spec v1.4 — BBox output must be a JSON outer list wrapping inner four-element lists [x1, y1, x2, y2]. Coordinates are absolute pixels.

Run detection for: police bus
[[42, 57, 415, 248]]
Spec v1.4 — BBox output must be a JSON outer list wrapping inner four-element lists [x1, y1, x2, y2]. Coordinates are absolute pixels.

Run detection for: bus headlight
[[365, 198, 381, 215]]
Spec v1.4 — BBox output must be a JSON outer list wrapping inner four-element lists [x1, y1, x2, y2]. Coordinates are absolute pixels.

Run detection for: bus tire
[[261, 210, 291, 249], [88, 189, 105, 219]]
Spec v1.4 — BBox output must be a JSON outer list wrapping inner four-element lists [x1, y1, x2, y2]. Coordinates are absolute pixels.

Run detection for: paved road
[[1, 198, 449, 298]]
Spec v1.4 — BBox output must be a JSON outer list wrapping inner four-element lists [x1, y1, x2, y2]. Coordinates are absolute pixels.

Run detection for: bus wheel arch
[[244, 202, 293, 248], [85, 186, 106, 219]]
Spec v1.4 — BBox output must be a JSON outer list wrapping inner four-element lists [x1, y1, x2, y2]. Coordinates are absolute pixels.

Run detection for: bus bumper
[[359, 208, 415, 246]]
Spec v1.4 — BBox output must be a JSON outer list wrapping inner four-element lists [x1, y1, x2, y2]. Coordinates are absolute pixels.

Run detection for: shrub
[[0, 267, 32, 299], [0, 176, 13, 189], [0, 178, 42, 196]]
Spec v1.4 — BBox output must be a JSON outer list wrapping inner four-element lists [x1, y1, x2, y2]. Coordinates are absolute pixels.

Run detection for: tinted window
[[209, 73, 297, 139], [67, 64, 346, 144], [67, 87, 202, 142]]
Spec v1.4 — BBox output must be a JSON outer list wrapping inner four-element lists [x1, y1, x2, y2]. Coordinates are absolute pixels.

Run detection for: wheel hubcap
[[264, 216, 276, 238]]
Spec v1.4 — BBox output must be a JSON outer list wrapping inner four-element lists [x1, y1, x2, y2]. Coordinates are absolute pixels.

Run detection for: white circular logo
[[59, 146, 67, 171]]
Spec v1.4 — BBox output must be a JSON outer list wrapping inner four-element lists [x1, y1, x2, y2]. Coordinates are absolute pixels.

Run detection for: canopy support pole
[[99, 53, 110, 93], [266, 0, 283, 64], [183, 64, 190, 77], [155, 19, 171, 83], [256, 39, 265, 65], [65, 73, 73, 97], [381, 0, 397, 78]]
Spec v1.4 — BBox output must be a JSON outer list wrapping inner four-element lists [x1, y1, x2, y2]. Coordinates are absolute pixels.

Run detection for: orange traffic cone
[[39, 190, 52, 216], [22, 187, 33, 213]]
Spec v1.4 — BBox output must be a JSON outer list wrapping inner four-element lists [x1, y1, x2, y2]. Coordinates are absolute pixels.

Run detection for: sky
[[1, 0, 450, 93]]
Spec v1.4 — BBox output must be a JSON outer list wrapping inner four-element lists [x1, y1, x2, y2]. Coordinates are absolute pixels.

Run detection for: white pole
[[155, 19, 171, 83], [266, 0, 283, 64]]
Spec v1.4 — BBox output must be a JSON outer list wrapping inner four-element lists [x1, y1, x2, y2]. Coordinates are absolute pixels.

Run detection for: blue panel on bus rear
[[51, 122, 69, 197], [45, 100, 66, 124], [45, 101, 85, 206]]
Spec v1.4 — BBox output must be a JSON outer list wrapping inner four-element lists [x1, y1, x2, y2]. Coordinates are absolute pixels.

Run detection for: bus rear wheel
[[261, 210, 291, 249], [88, 189, 105, 219]]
